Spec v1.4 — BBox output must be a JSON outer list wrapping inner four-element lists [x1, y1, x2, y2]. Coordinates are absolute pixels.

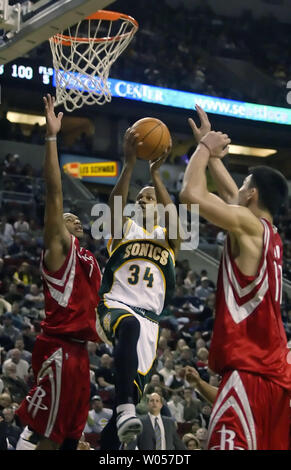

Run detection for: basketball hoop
[[49, 10, 139, 112]]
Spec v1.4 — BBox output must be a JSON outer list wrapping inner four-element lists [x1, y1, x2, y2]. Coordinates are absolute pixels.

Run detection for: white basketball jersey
[[99, 219, 176, 317]]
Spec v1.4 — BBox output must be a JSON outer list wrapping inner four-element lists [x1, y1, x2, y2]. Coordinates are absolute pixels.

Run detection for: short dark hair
[[248, 166, 288, 217]]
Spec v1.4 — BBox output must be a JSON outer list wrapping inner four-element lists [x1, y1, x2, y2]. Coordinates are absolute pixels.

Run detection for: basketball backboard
[[0, 0, 115, 64]]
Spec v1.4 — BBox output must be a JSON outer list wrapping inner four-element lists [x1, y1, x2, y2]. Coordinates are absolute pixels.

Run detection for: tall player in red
[[16, 94, 102, 450], [180, 106, 291, 450]]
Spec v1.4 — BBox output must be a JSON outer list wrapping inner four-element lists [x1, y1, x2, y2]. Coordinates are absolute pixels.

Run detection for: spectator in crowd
[[165, 364, 189, 394], [182, 387, 202, 423], [6, 338, 31, 364], [195, 347, 209, 382], [9, 302, 25, 330], [23, 284, 44, 319], [20, 324, 36, 353], [167, 393, 184, 423], [191, 419, 201, 435], [183, 270, 198, 292], [159, 358, 175, 383], [156, 335, 170, 360], [95, 354, 115, 392], [198, 403, 212, 429], [195, 427, 208, 450], [1, 314, 20, 344], [84, 395, 113, 434], [173, 338, 187, 361], [177, 345, 196, 368], [0, 216, 14, 248], [0, 393, 12, 411], [7, 235, 27, 259], [13, 213, 30, 238], [13, 262, 32, 287], [2, 407, 22, 448], [182, 432, 201, 450], [2, 348, 29, 382], [127, 393, 186, 450], [0, 326, 14, 352], [195, 277, 213, 301], [4, 284, 24, 305]]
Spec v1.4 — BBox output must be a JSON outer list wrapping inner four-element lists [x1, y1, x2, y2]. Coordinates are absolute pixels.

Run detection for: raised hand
[[43, 94, 63, 137], [200, 131, 231, 158], [149, 141, 172, 174], [188, 104, 211, 143], [123, 127, 141, 167]]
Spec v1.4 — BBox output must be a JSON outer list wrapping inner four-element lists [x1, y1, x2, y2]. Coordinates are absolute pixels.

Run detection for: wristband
[[45, 136, 57, 141], [199, 140, 211, 154]]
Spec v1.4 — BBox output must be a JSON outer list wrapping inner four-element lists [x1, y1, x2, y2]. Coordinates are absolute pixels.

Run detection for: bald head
[[148, 392, 163, 416]]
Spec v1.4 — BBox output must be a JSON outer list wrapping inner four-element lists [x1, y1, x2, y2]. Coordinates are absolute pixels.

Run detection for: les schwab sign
[[63, 161, 118, 179]]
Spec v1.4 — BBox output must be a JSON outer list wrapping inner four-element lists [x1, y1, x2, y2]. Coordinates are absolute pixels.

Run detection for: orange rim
[[51, 10, 138, 46]]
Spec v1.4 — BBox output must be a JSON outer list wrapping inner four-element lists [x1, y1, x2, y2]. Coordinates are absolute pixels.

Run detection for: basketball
[[131, 117, 172, 161]]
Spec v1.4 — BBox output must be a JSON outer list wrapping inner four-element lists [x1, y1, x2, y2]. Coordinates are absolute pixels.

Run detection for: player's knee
[[116, 316, 140, 339]]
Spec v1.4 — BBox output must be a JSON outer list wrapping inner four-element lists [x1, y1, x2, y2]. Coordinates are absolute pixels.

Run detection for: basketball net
[[49, 11, 138, 112]]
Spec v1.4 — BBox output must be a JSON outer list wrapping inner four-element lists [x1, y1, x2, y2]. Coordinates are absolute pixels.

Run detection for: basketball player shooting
[[16, 94, 102, 450], [179, 106, 291, 450], [97, 125, 180, 449]]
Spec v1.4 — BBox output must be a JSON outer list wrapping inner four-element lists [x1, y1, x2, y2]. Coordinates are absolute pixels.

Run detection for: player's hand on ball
[[123, 127, 141, 167], [43, 94, 63, 137], [200, 131, 231, 158], [188, 104, 211, 143], [149, 141, 172, 173]]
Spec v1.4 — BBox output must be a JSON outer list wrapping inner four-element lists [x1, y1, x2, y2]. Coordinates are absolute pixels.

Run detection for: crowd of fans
[[0, 148, 290, 450], [109, 0, 290, 106]]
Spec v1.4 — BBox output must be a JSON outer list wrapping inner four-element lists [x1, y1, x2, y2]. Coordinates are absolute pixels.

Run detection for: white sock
[[16, 426, 37, 450], [116, 404, 136, 416]]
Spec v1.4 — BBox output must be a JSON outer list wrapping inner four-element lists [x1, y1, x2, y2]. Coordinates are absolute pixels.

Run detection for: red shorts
[[207, 370, 290, 450], [16, 334, 90, 444]]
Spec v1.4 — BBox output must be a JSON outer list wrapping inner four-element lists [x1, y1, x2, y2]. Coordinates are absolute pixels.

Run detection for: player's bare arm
[[189, 105, 239, 204], [185, 366, 218, 405], [180, 131, 264, 275], [149, 143, 181, 256], [109, 128, 140, 251], [43, 94, 71, 272]]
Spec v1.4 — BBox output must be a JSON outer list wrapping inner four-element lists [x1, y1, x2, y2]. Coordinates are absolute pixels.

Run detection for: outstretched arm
[[43, 94, 71, 272], [189, 105, 239, 204], [150, 144, 181, 256], [109, 128, 140, 251]]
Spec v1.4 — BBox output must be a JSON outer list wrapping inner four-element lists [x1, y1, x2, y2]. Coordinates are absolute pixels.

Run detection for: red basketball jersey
[[209, 218, 291, 391], [40, 235, 101, 342]]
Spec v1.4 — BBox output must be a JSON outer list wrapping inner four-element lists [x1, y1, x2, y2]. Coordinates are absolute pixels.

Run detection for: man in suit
[[128, 393, 186, 450]]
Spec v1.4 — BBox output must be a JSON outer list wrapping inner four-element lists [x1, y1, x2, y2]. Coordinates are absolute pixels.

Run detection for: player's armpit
[[180, 190, 262, 236]]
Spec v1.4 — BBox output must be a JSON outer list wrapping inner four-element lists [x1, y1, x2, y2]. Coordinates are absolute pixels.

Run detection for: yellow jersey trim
[[112, 313, 133, 335]]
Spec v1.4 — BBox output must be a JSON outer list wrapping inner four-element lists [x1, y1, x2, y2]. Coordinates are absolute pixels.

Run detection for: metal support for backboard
[[0, 0, 21, 32], [0, 0, 115, 64]]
